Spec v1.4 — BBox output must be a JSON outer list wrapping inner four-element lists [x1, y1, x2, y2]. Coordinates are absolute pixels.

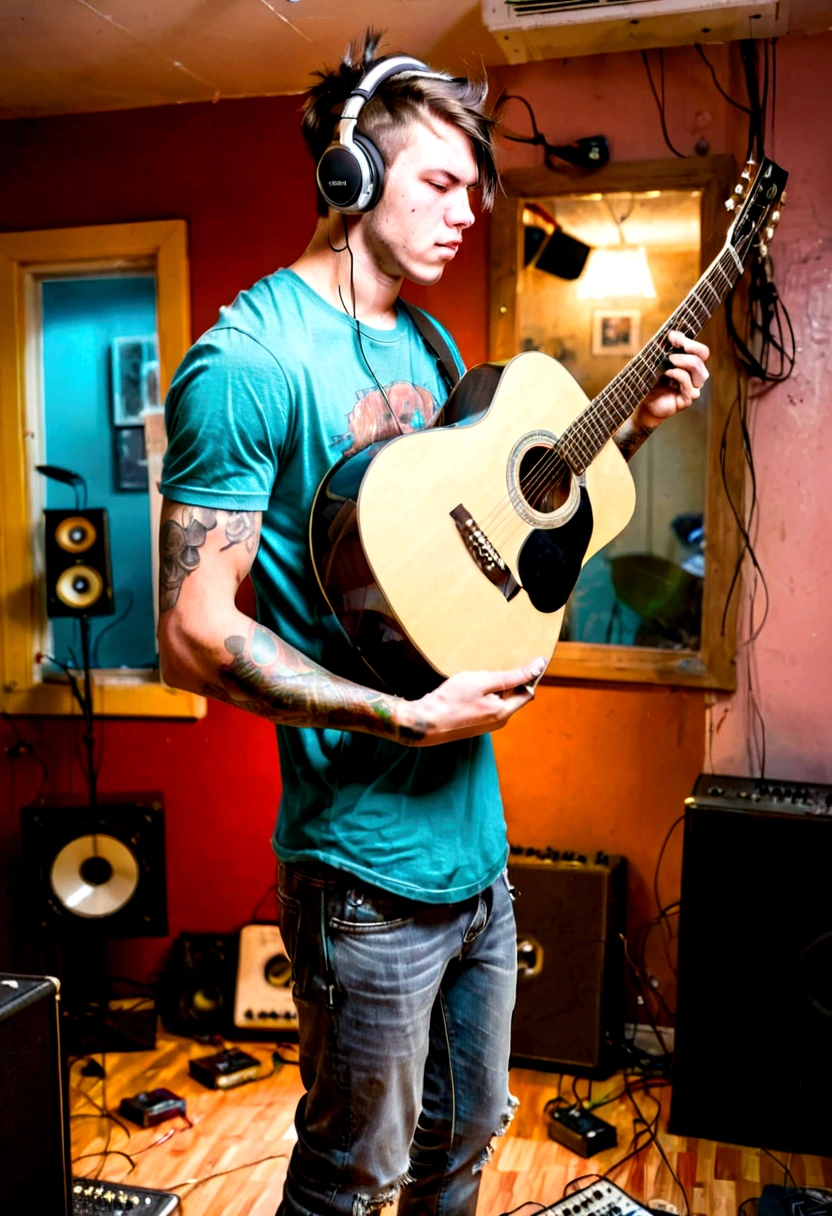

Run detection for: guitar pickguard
[[517, 486, 595, 613]]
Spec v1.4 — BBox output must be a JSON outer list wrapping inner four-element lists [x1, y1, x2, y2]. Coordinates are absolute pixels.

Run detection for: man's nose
[[449, 190, 475, 230]]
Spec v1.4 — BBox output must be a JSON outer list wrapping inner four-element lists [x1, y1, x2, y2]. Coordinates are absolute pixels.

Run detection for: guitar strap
[[397, 299, 461, 396]]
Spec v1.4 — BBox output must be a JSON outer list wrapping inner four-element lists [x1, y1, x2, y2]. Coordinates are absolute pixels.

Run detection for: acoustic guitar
[[309, 157, 788, 699]]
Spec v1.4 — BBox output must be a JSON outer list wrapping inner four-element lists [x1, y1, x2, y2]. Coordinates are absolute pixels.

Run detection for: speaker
[[160, 926, 298, 1040], [0, 974, 71, 1216], [43, 507, 114, 617], [669, 777, 832, 1156], [159, 932, 239, 1037], [20, 794, 167, 939], [508, 850, 627, 1077]]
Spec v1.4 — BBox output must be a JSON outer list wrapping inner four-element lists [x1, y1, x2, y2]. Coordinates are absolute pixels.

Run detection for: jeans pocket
[[329, 885, 416, 933], [277, 890, 302, 970]]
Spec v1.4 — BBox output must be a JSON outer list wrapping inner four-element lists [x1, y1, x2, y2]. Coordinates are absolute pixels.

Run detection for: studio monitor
[[20, 794, 167, 939], [670, 774, 832, 1156], [43, 507, 114, 618], [508, 849, 627, 1077]]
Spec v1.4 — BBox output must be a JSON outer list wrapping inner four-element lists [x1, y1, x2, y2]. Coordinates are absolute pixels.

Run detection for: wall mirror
[[0, 221, 204, 717], [490, 156, 743, 689]]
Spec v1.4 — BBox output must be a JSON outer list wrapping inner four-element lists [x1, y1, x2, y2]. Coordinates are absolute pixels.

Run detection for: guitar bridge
[[450, 504, 522, 601]]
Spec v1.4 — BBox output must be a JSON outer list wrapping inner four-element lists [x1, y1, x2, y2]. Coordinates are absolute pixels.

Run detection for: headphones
[[316, 55, 452, 214]]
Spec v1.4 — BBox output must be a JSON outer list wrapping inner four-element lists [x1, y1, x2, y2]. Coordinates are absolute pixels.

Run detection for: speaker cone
[[49, 834, 140, 918], [55, 515, 97, 554], [55, 564, 104, 609]]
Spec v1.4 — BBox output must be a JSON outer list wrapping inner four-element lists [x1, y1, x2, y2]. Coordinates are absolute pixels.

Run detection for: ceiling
[[0, 0, 499, 121]]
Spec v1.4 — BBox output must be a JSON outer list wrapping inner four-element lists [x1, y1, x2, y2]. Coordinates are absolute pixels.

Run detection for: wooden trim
[[0, 221, 205, 719], [491, 156, 743, 690]]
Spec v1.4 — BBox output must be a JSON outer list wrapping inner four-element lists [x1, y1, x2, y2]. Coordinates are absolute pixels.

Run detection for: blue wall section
[[42, 276, 158, 669]]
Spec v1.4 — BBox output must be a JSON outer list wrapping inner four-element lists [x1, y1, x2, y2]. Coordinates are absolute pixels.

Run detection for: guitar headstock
[[725, 157, 788, 265]]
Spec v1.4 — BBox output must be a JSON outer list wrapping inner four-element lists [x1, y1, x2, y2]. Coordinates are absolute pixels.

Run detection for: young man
[[158, 34, 709, 1216]]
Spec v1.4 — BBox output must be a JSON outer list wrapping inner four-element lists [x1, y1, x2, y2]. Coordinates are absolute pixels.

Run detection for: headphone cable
[[331, 217, 406, 437]]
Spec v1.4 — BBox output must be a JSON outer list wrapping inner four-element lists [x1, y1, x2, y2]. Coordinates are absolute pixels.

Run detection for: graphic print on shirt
[[330, 381, 437, 458]]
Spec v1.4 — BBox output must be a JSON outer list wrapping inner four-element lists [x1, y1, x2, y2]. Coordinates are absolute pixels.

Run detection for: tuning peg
[[781, 190, 787, 205], [746, 156, 757, 167], [765, 226, 775, 240], [741, 168, 752, 181], [734, 183, 745, 196], [759, 241, 769, 258], [725, 197, 737, 211], [771, 210, 781, 224]]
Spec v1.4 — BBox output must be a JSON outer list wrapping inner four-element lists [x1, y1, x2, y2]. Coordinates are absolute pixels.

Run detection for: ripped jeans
[[275, 861, 518, 1216]]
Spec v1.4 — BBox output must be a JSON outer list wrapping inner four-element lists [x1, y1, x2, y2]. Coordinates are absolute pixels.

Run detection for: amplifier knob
[[708, 786, 723, 796]]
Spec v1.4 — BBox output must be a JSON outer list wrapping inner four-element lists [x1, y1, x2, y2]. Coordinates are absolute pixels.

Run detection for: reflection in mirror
[[518, 189, 707, 653], [40, 274, 160, 674]]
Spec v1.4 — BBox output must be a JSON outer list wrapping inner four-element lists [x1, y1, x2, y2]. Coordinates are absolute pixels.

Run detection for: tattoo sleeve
[[159, 506, 259, 612], [204, 621, 426, 744]]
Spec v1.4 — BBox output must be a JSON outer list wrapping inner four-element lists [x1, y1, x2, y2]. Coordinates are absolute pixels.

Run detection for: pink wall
[[1, 34, 829, 1008]]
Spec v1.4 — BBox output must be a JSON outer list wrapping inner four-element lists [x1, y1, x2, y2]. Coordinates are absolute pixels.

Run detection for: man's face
[[361, 115, 479, 285]]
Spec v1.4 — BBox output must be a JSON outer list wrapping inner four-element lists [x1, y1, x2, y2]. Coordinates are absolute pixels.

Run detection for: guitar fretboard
[[556, 245, 743, 475]]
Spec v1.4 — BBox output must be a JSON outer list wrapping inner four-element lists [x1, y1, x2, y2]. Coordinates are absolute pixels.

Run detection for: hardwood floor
[[69, 1025, 832, 1216]]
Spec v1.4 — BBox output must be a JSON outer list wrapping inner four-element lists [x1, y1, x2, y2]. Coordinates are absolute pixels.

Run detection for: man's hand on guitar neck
[[394, 658, 546, 747], [614, 330, 710, 463]]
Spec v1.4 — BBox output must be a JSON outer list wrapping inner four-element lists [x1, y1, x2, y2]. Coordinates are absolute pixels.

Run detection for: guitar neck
[[558, 242, 744, 474]]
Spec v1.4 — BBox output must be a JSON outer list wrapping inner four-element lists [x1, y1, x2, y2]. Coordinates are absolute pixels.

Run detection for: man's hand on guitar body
[[614, 330, 710, 463], [394, 658, 546, 747]]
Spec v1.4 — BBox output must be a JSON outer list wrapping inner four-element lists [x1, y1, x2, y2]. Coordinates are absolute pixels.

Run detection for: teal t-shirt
[[161, 268, 507, 902]]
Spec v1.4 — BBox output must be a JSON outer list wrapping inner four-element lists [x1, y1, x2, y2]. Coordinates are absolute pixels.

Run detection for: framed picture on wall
[[591, 310, 640, 356], [115, 426, 148, 492], [111, 335, 160, 425]]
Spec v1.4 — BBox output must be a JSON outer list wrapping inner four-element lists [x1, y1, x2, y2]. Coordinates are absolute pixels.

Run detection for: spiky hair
[[302, 30, 499, 215]]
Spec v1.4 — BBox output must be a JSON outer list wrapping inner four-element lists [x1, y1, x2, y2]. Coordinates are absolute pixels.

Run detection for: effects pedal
[[72, 1178, 180, 1214], [119, 1087, 187, 1128], [546, 1104, 618, 1157], [189, 1046, 263, 1089]]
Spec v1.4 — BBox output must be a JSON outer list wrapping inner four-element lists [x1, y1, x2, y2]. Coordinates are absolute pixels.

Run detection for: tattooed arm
[[613, 330, 710, 463], [157, 499, 543, 747]]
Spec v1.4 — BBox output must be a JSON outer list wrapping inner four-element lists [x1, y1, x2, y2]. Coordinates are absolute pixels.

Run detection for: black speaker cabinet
[[508, 850, 627, 1077], [0, 974, 71, 1216], [20, 794, 167, 939], [43, 507, 114, 617], [670, 778, 832, 1156], [159, 933, 239, 1037]]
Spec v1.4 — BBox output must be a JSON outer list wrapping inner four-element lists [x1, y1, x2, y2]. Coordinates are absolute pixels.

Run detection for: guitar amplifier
[[0, 974, 71, 1216], [233, 922, 298, 1035], [670, 773, 832, 1155], [508, 848, 627, 1077]]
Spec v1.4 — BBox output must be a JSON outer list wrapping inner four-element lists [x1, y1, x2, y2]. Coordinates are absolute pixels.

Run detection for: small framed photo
[[592, 310, 640, 356], [111, 336, 160, 425], [114, 426, 148, 492]]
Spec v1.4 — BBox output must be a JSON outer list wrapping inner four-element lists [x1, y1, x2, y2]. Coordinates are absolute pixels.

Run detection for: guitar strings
[[477, 248, 740, 551]]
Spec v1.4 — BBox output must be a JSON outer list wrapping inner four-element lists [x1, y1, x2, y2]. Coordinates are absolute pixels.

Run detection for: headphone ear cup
[[316, 143, 366, 212], [353, 133, 386, 212]]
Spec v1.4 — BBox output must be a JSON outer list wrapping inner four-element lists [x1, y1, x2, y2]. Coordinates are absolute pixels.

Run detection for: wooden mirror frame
[[490, 155, 743, 689], [0, 220, 205, 718]]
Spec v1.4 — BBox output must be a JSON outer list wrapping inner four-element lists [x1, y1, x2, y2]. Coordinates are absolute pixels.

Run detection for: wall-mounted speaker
[[20, 795, 167, 939], [43, 507, 114, 617], [508, 849, 627, 1078]]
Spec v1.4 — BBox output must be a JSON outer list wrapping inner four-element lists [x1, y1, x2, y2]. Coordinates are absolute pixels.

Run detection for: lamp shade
[[576, 246, 656, 300]]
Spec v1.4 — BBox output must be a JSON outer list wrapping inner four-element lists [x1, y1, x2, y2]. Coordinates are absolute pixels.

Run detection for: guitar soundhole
[[518, 444, 571, 514]]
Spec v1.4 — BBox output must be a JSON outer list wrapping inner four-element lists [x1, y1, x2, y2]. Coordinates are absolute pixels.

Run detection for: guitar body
[[310, 351, 636, 698]]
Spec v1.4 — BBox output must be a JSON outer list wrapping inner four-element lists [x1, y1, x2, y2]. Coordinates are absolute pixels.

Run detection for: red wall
[[2, 34, 829, 1010]]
